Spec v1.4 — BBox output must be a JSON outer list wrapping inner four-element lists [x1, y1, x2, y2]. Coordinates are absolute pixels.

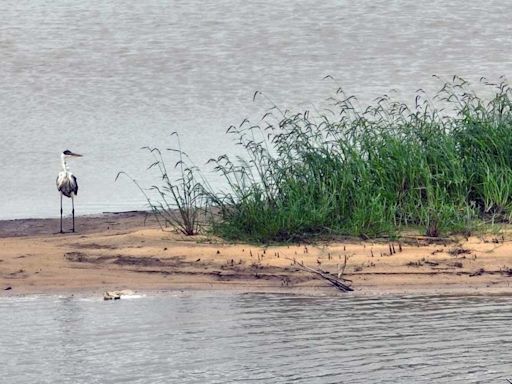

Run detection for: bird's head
[[62, 149, 83, 159]]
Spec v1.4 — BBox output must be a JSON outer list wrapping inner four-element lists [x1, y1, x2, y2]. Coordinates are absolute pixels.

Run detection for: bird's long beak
[[69, 152, 83, 157]]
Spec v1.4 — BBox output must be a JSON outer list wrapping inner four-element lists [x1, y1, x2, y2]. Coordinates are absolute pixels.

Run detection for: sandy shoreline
[[2, 211, 512, 297]]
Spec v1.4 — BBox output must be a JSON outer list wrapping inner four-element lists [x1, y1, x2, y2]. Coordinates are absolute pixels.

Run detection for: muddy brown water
[[2, 292, 512, 383]]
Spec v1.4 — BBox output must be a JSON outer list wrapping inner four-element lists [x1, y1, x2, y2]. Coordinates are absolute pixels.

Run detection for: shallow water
[[1, 1, 512, 218], [2, 292, 512, 383]]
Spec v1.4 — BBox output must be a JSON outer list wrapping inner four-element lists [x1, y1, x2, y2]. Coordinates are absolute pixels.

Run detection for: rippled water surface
[[1, 1, 512, 218], [2, 293, 512, 383]]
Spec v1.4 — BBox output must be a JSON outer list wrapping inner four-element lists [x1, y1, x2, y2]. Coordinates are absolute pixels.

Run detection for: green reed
[[206, 77, 512, 242], [117, 132, 206, 236]]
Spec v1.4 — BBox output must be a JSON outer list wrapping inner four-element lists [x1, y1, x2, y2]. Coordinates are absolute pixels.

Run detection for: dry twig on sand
[[285, 257, 353, 292]]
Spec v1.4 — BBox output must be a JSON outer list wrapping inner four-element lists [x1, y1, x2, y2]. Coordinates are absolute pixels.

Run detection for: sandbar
[[1, 212, 512, 297]]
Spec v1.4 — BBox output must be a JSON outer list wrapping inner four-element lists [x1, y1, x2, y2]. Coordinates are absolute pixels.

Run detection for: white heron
[[56, 149, 83, 233]]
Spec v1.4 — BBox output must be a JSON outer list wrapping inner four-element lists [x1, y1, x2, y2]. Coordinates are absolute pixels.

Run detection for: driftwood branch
[[286, 257, 353, 292]]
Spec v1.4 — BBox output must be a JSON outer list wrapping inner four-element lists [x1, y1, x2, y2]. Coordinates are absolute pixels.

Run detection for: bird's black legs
[[58, 193, 77, 233], [71, 194, 75, 233], [60, 193, 63, 233]]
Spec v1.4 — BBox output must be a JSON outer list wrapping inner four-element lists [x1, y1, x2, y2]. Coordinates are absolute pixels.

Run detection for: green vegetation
[[206, 77, 512, 242], [123, 77, 512, 243], [117, 132, 206, 236]]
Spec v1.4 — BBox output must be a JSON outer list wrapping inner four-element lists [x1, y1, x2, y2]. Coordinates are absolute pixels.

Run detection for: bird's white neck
[[61, 153, 69, 173]]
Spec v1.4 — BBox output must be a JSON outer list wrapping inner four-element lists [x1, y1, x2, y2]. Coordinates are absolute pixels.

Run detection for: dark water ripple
[[1, 293, 512, 383]]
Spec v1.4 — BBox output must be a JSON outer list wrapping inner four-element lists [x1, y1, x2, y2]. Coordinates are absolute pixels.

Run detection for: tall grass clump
[[117, 132, 206, 235], [207, 77, 512, 242]]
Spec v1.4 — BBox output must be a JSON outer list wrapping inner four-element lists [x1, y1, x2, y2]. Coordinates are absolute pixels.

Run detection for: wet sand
[[2, 212, 512, 296]]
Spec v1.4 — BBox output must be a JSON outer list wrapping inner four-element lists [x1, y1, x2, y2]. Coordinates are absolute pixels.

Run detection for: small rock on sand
[[103, 289, 134, 300]]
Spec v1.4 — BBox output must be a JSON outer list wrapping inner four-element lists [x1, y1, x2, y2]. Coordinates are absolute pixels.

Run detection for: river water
[[1, 0, 511, 219], [1, 292, 511, 383]]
